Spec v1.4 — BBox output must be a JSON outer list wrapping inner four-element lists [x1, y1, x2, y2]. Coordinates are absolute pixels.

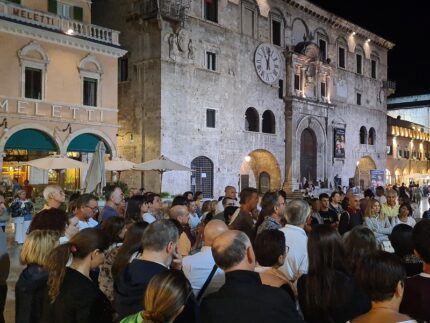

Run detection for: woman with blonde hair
[[15, 230, 60, 323], [41, 228, 113, 322], [120, 270, 192, 323], [363, 199, 392, 242]]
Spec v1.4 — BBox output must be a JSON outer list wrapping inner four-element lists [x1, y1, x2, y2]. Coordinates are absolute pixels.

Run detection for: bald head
[[204, 219, 228, 246], [212, 230, 254, 271], [169, 205, 189, 225]]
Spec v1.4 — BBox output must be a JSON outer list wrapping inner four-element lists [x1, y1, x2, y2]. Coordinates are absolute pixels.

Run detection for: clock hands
[[265, 47, 271, 70]]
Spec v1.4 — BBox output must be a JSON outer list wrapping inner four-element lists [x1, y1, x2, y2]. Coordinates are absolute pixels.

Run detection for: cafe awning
[[67, 133, 111, 153], [5, 129, 58, 152]]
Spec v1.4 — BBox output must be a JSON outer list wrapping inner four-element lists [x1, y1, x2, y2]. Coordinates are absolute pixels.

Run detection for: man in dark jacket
[[229, 188, 259, 241], [338, 194, 363, 235], [0, 225, 9, 323], [114, 219, 198, 322], [200, 230, 304, 323]]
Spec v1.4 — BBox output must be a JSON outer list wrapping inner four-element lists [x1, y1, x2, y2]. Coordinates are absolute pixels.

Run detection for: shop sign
[[0, 97, 115, 123]]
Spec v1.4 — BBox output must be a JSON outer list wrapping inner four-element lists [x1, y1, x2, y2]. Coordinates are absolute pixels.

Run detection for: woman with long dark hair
[[41, 228, 113, 323], [111, 222, 148, 279], [297, 225, 370, 323], [125, 195, 148, 224]]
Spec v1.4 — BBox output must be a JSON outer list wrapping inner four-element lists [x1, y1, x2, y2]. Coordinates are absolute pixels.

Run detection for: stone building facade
[[386, 116, 430, 185], [0, 0, 126, 189], [93, 0, 394, 197]]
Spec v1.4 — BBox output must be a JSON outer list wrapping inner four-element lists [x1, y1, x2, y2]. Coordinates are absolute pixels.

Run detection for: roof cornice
[[285, 0, 395, 50]]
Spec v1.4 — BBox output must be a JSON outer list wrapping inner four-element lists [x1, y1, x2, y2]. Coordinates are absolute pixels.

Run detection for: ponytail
[[46, 243, 72, 303], [46, 228, 110, 303]]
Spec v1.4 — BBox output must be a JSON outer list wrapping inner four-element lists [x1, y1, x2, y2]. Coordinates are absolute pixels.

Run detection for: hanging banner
[[333, 128, 345, 158], [370, 169, 385, 188]]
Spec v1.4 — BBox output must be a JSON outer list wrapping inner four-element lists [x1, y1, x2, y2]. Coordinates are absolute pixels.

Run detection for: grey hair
[[43, 185, 62, 201], [212, 231, 250, 270], [386, 189, 398, 197], [285, 199, 310, 225], [141, 219, 179, 252]]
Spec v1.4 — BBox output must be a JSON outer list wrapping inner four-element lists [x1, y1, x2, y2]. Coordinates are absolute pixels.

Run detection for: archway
[[300, 128, 317, 183], [190, 156, 214, 198], [2, 128, 59, 185], [355, 156, 376, 189], [239, 149, 281, 193]]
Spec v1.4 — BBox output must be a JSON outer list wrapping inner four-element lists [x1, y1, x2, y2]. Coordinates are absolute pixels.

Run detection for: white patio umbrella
[[84, 141, 106, 194], [105, 158, 136, 180], [133, 155, 192, 193], [24, 155, 87, 170]]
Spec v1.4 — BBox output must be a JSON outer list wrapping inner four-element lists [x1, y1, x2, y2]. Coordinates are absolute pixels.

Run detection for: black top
[[41, 267, 113, 323], [15, 264, 48, 323], [297, 271, 371, 323], [200, 270, 304, 323], [114, 259, 197, 323], [400, 274, 430, 322]]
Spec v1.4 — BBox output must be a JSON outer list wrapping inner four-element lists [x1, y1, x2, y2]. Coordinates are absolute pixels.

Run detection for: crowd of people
[[0, 183, 429, 323]]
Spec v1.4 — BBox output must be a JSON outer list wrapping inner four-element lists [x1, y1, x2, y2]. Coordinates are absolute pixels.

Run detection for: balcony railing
[[0, 1, 120, 46], [383, 80, 396, 94]]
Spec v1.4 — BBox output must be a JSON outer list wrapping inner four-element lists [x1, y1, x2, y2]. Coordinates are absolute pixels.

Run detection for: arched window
[[368, 127, 376, 145], [245, 107, 259, 132], [191, 156, 213, 198], [262, 110, 275, 134], [259, 172, 271, 193], [360, 126, 367, 144]]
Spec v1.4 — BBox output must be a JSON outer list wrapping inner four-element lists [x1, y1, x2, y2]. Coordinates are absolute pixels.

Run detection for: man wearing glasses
[[74, 193, 99, 230]]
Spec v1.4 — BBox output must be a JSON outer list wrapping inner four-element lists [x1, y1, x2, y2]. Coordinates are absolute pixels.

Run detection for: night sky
[[310, 0, 427, 97]]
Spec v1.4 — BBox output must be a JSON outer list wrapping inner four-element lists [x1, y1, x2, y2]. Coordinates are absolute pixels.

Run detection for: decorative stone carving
[[177, 29, 188, 52], [168, 33, 177, 60], [187, 39, 194, 60]]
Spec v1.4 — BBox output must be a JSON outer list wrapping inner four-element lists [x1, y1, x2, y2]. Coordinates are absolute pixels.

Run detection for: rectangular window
[[242, 7, 254, 37], [338, 47, 345, 68], [294, 74, 301, 91], [9, 0, 20, 3], [356, 93, 362, 105], [56, 2, 83, 21], [371, 59, 377, 79], [206, 52, 216, 71], [356, 54, 362, 74], [278, 79, 284, 99], [204, 0, 218, 23], [25, 67, 42, 99], [206, 109, 216, 128], [119, 57, 128, 82], [272, 20, 281, 46], [83, 77, 97, 107], [321, 81, 326, 98], [319, 39, 327, 62], [58, 2, 72, 18]]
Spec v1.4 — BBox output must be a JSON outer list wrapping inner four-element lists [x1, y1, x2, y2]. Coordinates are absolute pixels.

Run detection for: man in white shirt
[[142, 193, 162, 223], [215, 186, 238, 214], [74, 194, 99, 230], [279, 199, 310, 282], [183, 219, 228, 297]]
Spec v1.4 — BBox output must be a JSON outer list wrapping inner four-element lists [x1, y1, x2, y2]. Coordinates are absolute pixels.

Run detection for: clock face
[[254, 43, 282, 84]]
